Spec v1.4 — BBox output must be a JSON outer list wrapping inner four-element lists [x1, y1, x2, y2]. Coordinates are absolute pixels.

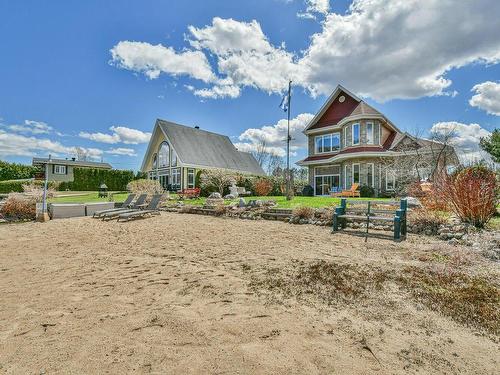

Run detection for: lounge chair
[[100, 194, 147, 220], [330, 183, 360, 198], [92, 193, 136, 218], [117, 194, 163, 222]]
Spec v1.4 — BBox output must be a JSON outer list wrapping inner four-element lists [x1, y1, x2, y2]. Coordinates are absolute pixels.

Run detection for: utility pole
[[286, 80, 292, 201]]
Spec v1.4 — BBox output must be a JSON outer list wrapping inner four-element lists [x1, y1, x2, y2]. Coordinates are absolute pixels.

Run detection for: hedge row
[[0, 179, 60, 194], [0, 161, 40, 181], [58, 168, 137, 191]]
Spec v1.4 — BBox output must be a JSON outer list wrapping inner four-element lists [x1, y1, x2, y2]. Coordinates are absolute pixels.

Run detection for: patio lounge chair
[[332, 183, 360, 198], [92, 193, 136, 218], [100, 194, 147, 220], [117, 194, 163, 222]]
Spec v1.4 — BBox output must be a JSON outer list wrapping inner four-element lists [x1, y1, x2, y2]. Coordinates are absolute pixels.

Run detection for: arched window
[[158, 142, 170, 167], [152, 153, 157, 169]]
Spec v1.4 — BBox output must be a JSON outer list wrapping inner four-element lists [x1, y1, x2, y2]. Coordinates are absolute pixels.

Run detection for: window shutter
[[52, 164, 55, 174], [66, 165, 68, 175]]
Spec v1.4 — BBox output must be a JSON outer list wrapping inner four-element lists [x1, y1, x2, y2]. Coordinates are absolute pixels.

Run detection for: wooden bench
[[332, 198, 407, 241], [177, 188, 201, 199]]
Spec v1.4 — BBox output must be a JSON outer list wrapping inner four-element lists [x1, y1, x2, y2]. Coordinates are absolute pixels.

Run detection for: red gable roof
[[309, 90, 358, 130]]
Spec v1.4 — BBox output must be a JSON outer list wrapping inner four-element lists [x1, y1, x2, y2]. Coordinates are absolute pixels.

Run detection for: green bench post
[[393, 199, 408, 241], [332, 198, 347, 232]]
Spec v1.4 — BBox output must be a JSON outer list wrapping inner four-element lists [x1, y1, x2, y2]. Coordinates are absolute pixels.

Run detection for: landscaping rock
[[224, 194, 235, 200], [404, 196, 422, 208], [208, 192, 222, 199], [238, 198, 246, 208]]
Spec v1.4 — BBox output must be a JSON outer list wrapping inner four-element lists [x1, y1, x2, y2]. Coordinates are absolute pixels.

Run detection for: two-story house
[[297, 85, 457, 196]]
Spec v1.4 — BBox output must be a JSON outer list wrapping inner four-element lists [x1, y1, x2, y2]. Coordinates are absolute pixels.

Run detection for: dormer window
[[352, 123, 360, 145], [315, 133, 340, 153]]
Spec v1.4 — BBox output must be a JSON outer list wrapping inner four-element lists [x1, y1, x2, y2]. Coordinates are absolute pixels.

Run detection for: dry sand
[[0, 213, 498, 374]]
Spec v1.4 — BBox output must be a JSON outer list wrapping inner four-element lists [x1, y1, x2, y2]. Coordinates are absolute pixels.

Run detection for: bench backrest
[[339, 198, 407, 216]]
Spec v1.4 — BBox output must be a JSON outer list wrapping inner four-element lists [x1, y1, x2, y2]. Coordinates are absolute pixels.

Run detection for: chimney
[[194, 125, 200, 129], [72, 157, 76, 161]]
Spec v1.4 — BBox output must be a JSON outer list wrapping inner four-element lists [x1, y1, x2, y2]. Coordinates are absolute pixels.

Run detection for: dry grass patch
[[250, 260, 389, 305], [398, 266, 499, 336]]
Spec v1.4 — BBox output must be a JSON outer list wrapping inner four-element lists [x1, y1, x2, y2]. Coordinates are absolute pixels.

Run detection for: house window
[[152, 154, 157, 169], [171, 168, 181, 191], [344, 164, 348, 188], [315, 133, 340, 153], [53, 165, 66, 174], [366, 122, 374, 144], [344, 126, 348, 147], [314, 167, 340, 196], [386, 169, 396, 191], [187, 168, 195, 188], [367, 163, 374, 187], [352, 163, 360, 184], [352, 123, 360, 145], [158, 142, 170, 167], [171, 150, 178, 167]]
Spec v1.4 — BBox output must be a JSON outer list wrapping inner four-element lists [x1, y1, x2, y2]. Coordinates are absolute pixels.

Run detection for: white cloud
[[110, 1, 500, 101], [469, 81, 500, 116], [7, 120, 53, 134], [109, 40, 216, 82], [298, 0, 330, 19], [430, 121, 492, 163], [105, 147, 137, 156], [79, 126, 151, 144], [0, 129, 104, 160], [235, 113, 314, 157], [299, 0, 500, 101]]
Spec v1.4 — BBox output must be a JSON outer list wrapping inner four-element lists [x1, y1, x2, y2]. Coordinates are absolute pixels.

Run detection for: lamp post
[[38, 154, 51, 222]]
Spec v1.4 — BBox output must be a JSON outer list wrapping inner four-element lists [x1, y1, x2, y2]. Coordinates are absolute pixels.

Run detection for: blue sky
[[1, 0, 499, 170]]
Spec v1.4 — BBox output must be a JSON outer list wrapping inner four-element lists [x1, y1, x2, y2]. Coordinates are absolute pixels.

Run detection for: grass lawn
[[48, 191, 390, 208], [182, 195, 391, 208], [49, 192, 128, 204]]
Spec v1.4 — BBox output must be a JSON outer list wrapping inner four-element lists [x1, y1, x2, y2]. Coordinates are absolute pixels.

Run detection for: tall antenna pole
[[286, 80, 292, 201]]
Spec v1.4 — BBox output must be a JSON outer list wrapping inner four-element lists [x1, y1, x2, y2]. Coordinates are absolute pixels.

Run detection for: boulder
[[224, 194, 236, 200], [404, 196, 422, 208], [208, 192, 222, 199], [238, 198, 246, 208]]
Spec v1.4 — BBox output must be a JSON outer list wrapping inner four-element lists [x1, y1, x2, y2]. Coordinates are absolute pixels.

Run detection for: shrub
[[0, 193, 36, 220], [200, 169, 235, 195], [302, 185, 314, 197], [292, 205, 315, 219], [436, 165, 498, 228], [254, 178, 273, 196], [126, 179, 163, 195], [0, 179, 59, 194], [359, 185, 375, 198], [0, 161, 40, 181], [408, 208, 447, 235], [22, 182, 57, 201]]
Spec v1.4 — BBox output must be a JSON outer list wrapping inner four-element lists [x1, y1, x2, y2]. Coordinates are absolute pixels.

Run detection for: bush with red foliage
[[0, 193, 36, 221], [436, 165, 498, 228], [254, 178, 273, 196]]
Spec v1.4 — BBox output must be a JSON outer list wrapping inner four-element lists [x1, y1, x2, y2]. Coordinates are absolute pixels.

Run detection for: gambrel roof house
[[297, 85, 458, 196], [141, 119, 264, 191]]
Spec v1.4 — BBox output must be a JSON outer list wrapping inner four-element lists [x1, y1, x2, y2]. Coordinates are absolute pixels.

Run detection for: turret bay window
[[352, 163, 360, 184], [367, 163, 374, 187], [366, 122, 374, 144], [315, 133, 340, 153], [352, 123, 360, 145], [159, 142, 170, 167]]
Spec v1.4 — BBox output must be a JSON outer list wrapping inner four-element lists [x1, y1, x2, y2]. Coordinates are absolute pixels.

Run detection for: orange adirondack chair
[[330, 183, 361, 197], [340, 183, 361, 197]]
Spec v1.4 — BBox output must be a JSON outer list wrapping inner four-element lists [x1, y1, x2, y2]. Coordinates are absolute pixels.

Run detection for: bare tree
[[267, 153, 284, 176], [251, 140, 269, 168], [75, 147, 89, 161]]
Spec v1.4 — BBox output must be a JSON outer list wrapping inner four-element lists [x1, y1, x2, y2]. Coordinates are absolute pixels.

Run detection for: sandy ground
[[0, 213, 498, 374]]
